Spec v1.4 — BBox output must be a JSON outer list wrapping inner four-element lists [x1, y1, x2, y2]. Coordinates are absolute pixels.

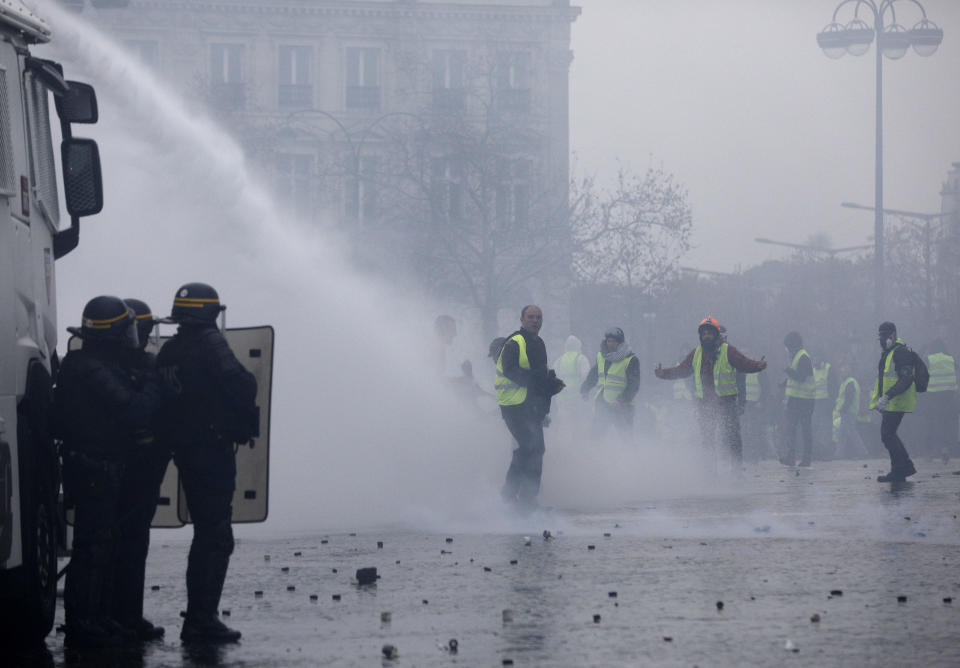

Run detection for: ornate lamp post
[[816, 0, 943, 320]]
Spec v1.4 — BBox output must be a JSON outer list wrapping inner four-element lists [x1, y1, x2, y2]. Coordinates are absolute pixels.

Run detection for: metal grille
[[25, 72, 59, 226], [0, 70, 14, 194]]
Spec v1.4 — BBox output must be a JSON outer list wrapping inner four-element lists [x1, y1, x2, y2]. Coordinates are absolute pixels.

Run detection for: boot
[[64, 619, 123, 649], [100, 618, 138, 643], [180, 614, 241, 643], [877, 459, 916, 483], [123, 616, 165, 641]]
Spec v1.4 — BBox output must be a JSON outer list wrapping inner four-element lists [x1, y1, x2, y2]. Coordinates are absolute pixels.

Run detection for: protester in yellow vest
[[780, 331, 815, 467], [579, 327, 640, 442], [495, 305, 565, 508], [654, 317, 767, 468], [552, 335, 590, 402], [832, 363, 867, 459], [921, 340, 958, 460], [870, 322, 917, 482]]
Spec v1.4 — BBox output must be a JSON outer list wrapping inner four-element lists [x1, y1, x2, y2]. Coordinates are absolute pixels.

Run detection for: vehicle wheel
[[0, 391, 58, 645]]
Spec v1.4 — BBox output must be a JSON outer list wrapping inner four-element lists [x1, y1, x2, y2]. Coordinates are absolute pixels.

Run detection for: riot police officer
[[111, 298, 169, 640], [56, 296, 162, 649], [157, 283, 257, 643]]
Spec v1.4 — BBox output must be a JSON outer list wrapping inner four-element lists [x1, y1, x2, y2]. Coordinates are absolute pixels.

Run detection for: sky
[[569, 0, 960, 273]]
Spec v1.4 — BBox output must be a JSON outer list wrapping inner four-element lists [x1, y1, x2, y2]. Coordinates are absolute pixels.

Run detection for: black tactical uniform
[[112, 298, 169, 640], [56, 296, 161, 649], [156, 283, 257, 643]]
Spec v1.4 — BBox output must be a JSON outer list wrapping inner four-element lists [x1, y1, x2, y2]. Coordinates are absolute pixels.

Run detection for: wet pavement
[[16, 459, 960, 667]]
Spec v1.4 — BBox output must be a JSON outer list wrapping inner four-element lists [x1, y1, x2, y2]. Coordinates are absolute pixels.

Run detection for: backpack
[[909, 348, 930, 393]]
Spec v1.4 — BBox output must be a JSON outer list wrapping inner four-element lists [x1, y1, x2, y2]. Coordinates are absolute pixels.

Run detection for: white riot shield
[[163, 325, 274, 526], [63, 327, 273, 527]]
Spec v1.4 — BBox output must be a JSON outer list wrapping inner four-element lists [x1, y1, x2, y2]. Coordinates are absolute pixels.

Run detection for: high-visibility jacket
[[496, 334, 528, 406], [870, 339, 916, 413], [673, 379, 692, 401], [813, 362, 831, 400], [834, 377, 860, 417], [745, 373, 761, 402], [554, 350, 588, 401], [692, 343, 737, 399], [594, 352, 636, 404], [785, 349, 815, 399], [926, 353, 957, 393]]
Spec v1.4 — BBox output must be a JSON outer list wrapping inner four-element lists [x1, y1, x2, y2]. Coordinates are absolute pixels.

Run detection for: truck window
[[0, 68, 14, 197], [23, 71, 58, 228]]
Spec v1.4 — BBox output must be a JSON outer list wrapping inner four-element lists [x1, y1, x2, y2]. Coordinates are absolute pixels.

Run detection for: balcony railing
[[346, 85, 381, 110], [279, 84, 313, 109]]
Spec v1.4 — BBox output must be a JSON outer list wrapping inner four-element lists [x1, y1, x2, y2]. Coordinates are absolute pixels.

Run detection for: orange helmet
[[698, 316, 721, 333]]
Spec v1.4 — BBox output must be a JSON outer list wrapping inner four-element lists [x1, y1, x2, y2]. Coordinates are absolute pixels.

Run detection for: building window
[[345, 155, 379, 225], [431, 49, 466, 113], [345, 47, 380, 110], [279, 45, 312, 109], [210, 43, 245, 110], [124, 39, 158, 68], [494, 52, 531, 113], [431, 156, 464, 222], [496, 159, 531, 227], [276, 153, 313, 219]]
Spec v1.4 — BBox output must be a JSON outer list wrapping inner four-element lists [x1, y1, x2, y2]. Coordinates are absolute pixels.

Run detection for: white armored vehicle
[[0, 0, 104, 643]]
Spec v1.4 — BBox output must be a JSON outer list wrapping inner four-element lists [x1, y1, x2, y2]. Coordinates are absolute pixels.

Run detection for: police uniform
[[157, 283, 257, 643], [56, 296, 162, 648], [112, 299, 169, 640]]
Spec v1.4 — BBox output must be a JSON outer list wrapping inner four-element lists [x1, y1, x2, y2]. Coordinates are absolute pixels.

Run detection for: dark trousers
[[697, 399, 743, 465], [63, 452, 122, 628], [783, 400, 814, 464], [592, 399, 634, 443], [880, 411, 913, 472], [113, 442, 171, 625], [501, 406, 546, 503], [175, 439, 236, 619]]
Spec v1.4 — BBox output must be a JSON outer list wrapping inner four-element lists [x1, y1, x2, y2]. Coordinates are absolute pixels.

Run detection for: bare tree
[[571, 165, 692, 293]]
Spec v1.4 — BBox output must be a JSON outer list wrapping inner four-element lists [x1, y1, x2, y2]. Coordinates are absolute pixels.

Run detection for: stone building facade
[[88, 0, 580, 230]]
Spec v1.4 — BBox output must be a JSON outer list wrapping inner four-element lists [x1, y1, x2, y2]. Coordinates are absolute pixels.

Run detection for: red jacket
[[659, 344, 765, 401]]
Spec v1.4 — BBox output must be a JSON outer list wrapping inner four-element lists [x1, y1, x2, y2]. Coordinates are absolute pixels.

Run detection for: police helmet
[[123, 298, 155, 349], [169, 282, 223, 325], [71, 295, 138, 347]]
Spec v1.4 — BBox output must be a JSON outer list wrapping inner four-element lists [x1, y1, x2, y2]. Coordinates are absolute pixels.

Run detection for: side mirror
[[61, 138, 103, 218], [55, 81, 98, 124]]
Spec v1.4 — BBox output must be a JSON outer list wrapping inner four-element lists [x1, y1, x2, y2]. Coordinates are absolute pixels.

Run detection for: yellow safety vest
[[554, 350, 587, 401], [834, 377, 860, 417], [496, 334, 529, 406], [692, 343, 737, 399], [785, 349, 815, 399], [926, 353, 957, 393], [594, 353, 636, 404], [870, 340, 916, 413], [745, 373, 761, 402], [813, 362, 831, 400]]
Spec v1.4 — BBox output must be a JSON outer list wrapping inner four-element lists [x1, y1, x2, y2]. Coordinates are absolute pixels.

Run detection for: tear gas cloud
[[38, 1, 756, 536]]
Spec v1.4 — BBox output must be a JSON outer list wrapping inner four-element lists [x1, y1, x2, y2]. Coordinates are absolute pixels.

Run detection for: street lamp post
[[817, 0, 943, 321]]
